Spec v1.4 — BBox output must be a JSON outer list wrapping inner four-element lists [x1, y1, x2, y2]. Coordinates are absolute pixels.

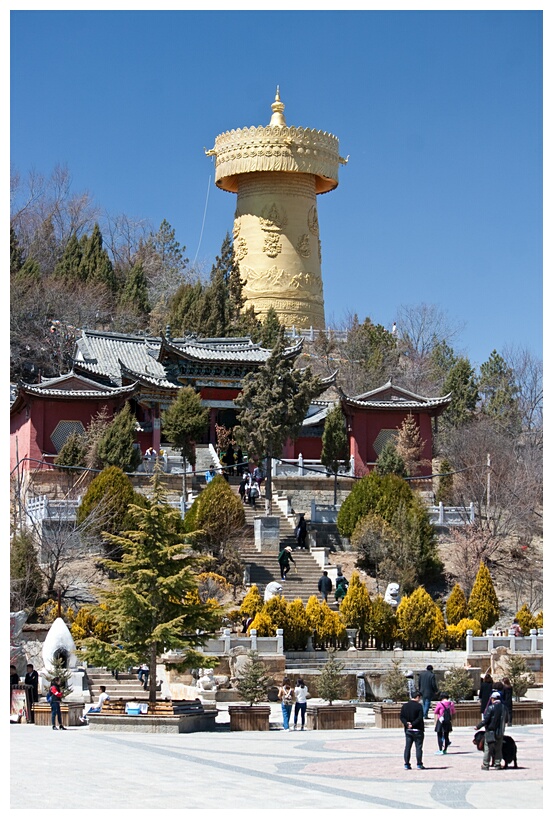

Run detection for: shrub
[[339, 572, 372, 646], [196, 572, 232, 603], [396, 587, 441, 649], [445, 618, 482, 649], [317, 651, 346, 705], [368, 595, 397, 649], [239, 585, 264, 618], [443, 666, 475, 702], [285, 599, 311, 651], [247, 610, 274, 637], [505, 654, 535, 699], [382, 659, 409, 702], [306, 595, 326, 648], [445, 583, 469, 625], [236, 650, 270, 705], [514, 603, 537, 635], [468, 562, 500, 631]]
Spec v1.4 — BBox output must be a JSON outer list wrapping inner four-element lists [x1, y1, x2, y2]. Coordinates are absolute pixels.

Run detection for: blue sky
[[9, 6, 543, 369]]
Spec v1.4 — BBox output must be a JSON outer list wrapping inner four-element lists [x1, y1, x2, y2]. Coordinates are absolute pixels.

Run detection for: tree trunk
[[333, 472, 338, 506], [148, 643, 157, 703]]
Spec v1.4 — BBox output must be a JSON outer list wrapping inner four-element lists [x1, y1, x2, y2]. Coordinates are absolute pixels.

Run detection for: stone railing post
[[438, 501, 444, 525], [298, 453, 304, 476], [311, 499, 317, 522], [466, 629, 474, 654], [250, 628, 258, 651], [530, 628, 538, 653], [223, 628, 231, 654], [243, 564, 251, 586], [486, 629, 494, 653], [509, 629, 517, 652], [276, 628, 284, 655], [350, 455, 355, 476], [469, 502, 475, 523]]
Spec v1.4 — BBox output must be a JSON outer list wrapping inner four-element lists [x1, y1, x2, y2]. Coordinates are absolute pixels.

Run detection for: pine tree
[[317, 651, 346, 705], [305, 595, 326, 649], [185, 474, 245, 558], [382, 659, 409, 702], [468, 561, 500, 631], [82, 472, 221, 701], [505, 655, 535, 700], [45, 655, 74, 699], [442, 358, 479, 428], [236, 650, 271, 705], [514, 603, 537, 635], [97, 403, 141, 472], [83, 406, 111, 470], [445, 583, 469, 625], [478, 350, 521, 436], [285, 599, 311, 651], [234, 330, 322, 511], [260, 307, 282, 348], [368, 594, 397, 650], [53, 233, 83, 281], [442, 666, 474, 702], [10, 225, 24, 275], [321, 404, 349, 504]]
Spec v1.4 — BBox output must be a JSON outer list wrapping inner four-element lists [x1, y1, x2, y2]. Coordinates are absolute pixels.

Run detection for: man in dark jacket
[[400, 690, 425, 769], [418, 664, 439, 719], [317, 571, 333, 602], [476, 691, 507, 769]]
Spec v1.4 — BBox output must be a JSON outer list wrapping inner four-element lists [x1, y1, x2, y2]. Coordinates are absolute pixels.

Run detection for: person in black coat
[[418, 664, 439, 719], [476, 690, 507, 769], [479, 672, 494, 716], [400, 690, 425, 769], [318, 571, 333, 602], [24, 664, 39, 704], [501, 677, 513, 726]]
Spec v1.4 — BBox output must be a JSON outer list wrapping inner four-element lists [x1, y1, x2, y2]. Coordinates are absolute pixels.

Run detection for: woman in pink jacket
[[433, 692, 455, 754]]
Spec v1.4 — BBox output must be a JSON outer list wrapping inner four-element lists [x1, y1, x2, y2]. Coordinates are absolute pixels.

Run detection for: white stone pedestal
[[254, 516, 280, 552]]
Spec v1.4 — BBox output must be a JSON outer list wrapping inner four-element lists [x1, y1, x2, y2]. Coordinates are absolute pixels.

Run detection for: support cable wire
[[192, 175, 211, 266]]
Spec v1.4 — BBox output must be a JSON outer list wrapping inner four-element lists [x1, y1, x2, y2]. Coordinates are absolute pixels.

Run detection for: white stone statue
[[228, 646, 250, 685], [264, 581, 283, 602], [384, 583, 400, 609], [196, 668, 217, 691]]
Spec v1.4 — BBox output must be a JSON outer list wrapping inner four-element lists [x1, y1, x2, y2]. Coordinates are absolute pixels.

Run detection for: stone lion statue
[[228, 646, 250, 686], [384, 583, 400, 608], [196, 668, 217, 691], [264, 581, 283, 602]]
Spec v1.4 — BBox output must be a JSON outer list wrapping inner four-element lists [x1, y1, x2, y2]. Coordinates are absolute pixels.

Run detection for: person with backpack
[[334, 569, 349, 603], [48, 677, 66, 730], [295, 513, 308, 549], [433, 691, 455, 754]]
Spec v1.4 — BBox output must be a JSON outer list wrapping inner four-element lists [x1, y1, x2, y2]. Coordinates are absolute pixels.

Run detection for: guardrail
[[26, 493, 187, 522], [427, 502, 475, 526], [273, 454, 355, 477], [466, 628, 543, 654]]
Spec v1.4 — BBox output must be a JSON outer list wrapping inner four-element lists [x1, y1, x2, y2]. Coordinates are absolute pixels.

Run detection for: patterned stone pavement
[[10, 722, 542, 811]]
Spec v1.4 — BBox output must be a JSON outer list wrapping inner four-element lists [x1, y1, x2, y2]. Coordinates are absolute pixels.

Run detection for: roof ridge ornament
[[269, 86, 287, 127]]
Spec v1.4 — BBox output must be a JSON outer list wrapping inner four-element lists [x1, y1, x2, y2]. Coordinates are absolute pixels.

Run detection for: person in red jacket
[[49, 677, 66, 730]]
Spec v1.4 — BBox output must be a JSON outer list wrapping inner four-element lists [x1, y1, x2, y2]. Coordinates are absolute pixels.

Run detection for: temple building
[[206, 89, 347, 330], [10, 329, 302, 473]]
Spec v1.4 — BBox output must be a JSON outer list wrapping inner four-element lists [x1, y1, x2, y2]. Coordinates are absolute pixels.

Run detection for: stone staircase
[[85, 667, 160, 701], [232, 485, 324, 604]]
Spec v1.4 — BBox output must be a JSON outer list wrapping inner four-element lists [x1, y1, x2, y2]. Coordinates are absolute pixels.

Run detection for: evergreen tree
[[118, 262, 150, 316], [236, 650, 270, 705], [260, 307, 282, 348], [54, 431, 87, 473], [53, 233, 82, 281], [339, 572, 372, 647], [167, 280, 205, 336], [76, 465, 144, 557], [382, 659, 409, 702], [445, 583, 469, 625], [442, 358, 479, 428], [317, 651, 346, 704], [81, 472, 221, 701], [435, 459, 455, 505], [79, 223, 116, 291], [368, 594, 397, 649], [505, 654, 535, 700], [305, 595, 326, 649], [162, 386, 209, 469], [375, 439, 406, 477], [395, 414, 427, 477], [234, 330, 323, 512], [442, 666, 474, 702], [10, 529, 43, 613], [513, 603, 537, 635], [44, 655, 74, 699], [478, 350, 521, 436], [468, 561, 500, 631], [83, 406, 111, 470], [239, 584, 264, 619], [185, 474, 245, 558], [396, 587, 444, 649], [285, 599, 311, 651], [10, 225, 24, 275], [321, 404, 349, 504], [97, 403, 141, 472]]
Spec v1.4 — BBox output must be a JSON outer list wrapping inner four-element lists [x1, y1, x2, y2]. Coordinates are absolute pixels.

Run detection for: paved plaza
[[10, 705, 543, 811]]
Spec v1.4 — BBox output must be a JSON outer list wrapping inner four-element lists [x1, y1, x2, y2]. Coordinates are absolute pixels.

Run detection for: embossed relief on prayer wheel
[[206, 89, 347, 330]]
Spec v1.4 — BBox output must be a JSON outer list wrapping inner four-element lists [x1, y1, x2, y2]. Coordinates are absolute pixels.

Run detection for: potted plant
[[229, 650, 271, 731], [372, 660, 409, 728], [307, 651, 355, 730]]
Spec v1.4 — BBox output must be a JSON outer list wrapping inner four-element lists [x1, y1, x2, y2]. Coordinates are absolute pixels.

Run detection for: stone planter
[[32, 702, 85, 727], [372, 699, 543, 729], [306, 703, 356, 730], [228, 705, 271, 731], [372, 702, 403, 729], [511, 700, 543, 725]]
